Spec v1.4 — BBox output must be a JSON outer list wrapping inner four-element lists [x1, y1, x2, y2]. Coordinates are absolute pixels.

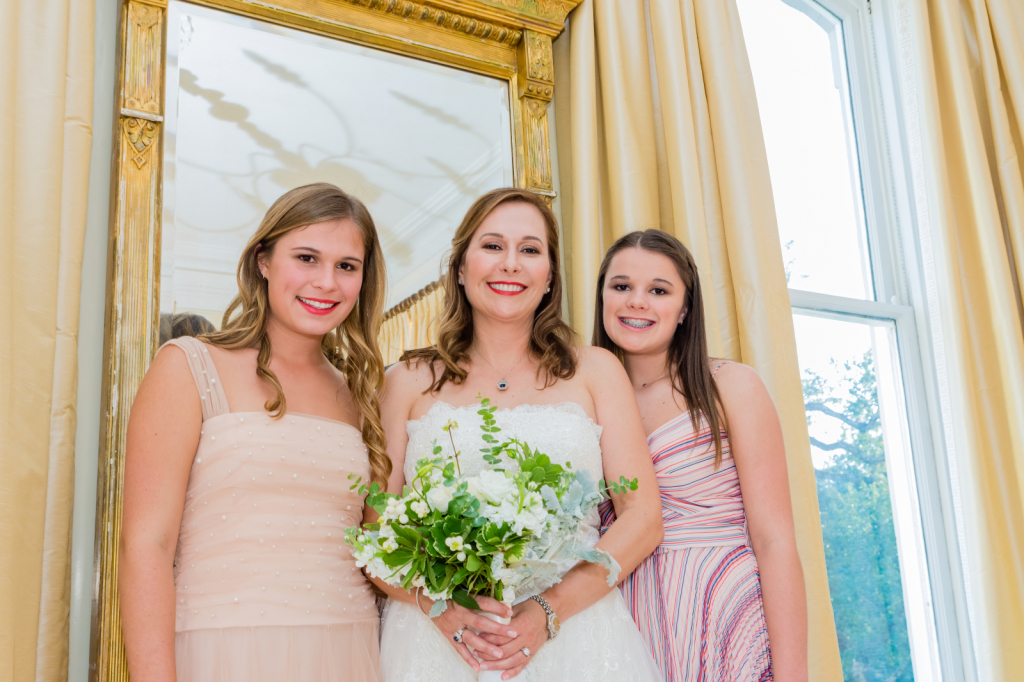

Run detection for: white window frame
[[768, 0, 972, 679]]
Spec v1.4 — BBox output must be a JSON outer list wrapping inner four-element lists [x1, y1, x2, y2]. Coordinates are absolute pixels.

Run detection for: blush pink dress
[[166, 337, 381, 682]]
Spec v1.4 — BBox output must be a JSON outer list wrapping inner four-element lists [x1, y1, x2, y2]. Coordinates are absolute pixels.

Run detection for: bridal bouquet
[[345, 397, 637, 615]]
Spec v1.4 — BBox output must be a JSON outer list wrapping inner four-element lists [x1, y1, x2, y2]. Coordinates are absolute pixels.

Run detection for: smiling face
[[257, 218, 366, 340], [601, 247, 688, 357], [457, 201, 553, 323]]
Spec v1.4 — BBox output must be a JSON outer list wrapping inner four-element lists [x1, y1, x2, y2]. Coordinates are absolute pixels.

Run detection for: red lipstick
[[296, 296, 340, 316], [487, 281, 528, 296]]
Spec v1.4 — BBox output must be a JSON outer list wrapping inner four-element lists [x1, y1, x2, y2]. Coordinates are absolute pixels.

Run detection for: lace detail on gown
[[380, 401, 663, 682]]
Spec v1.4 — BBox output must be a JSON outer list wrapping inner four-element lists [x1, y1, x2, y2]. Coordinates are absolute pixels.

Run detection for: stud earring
[[458, 279, 464, 285], [546, 287, 551, 293]]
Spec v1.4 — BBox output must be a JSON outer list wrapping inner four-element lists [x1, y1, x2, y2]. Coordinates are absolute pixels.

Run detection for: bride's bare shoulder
[[383, 355, 440, 402], [574, 346, 627, 378]]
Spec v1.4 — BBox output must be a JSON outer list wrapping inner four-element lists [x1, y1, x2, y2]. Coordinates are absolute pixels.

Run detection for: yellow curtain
[[0, 0, 95, 680], [379, 282, 445, 365], [553, 0, 842, 677], [906, 0, 1024, 677]]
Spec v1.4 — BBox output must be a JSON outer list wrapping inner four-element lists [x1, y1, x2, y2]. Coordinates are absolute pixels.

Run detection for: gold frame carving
[[92, 1, 576, 680]]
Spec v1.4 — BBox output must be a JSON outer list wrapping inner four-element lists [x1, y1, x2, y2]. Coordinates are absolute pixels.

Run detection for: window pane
[[793, 312, 931, 680], [737, 0, 874, 300]]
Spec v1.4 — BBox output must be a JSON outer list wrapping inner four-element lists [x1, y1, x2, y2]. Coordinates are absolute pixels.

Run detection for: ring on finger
[[453, 628, 465, 643], [521, 647, 531, 658]]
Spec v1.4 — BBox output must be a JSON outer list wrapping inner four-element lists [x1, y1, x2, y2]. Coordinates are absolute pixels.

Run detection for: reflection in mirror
[[161, 1, 514, 328]]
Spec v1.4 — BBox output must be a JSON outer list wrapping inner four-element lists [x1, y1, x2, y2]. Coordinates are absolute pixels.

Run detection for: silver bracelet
[[416, 588, 436, 617], [528, 594, 561, 641]]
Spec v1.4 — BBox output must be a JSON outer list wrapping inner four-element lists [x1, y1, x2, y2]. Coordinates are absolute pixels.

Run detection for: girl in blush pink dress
[[594, 230, 809, 682], [120, 183, 391, 682]]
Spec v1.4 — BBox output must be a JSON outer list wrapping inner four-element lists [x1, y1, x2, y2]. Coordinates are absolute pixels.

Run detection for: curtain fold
[[379, 282, 444, 365], [906, 0, 1024, 677], [555, 1, 841, 678], [0, 0, 95, 680]]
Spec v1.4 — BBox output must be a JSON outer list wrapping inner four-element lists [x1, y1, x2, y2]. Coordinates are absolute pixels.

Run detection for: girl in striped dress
[[593, 230, 808, 682]]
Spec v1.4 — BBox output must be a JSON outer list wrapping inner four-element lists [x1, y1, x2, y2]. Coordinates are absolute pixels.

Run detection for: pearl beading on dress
[[166, 337, 377, 632]]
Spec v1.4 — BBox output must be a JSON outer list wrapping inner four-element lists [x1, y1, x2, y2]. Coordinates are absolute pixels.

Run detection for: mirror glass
[[160, 0, 514, 331]]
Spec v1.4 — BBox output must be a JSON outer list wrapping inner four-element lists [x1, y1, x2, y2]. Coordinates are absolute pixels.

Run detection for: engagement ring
[[453, 628, 465, 643], [521, 647, 531, 658]]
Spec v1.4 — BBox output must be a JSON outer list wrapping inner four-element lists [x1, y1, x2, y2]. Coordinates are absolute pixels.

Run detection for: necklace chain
[[474, 349, 528, 392], [638, 372, 668, 389]]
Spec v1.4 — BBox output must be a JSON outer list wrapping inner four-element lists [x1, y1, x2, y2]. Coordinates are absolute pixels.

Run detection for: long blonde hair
[[202, 183, 391, 485], [403, 188, 577, 391]]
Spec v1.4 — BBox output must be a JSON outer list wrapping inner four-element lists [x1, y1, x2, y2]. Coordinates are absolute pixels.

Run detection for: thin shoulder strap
[[711, 359, 731, 377], [163, 337, 230, 421]]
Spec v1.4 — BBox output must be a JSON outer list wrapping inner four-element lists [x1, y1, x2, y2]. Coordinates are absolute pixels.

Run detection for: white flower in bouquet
[[486, 494, 548, 534], [467, 469, 518, 505], [426, 484, 454, 513]]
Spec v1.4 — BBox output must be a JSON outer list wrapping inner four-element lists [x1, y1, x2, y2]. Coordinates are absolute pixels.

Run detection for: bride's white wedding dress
[[379, 402, 663, 682]]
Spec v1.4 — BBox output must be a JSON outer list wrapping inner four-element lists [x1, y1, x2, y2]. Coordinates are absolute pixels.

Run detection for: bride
[[373, 188, 665, 681]]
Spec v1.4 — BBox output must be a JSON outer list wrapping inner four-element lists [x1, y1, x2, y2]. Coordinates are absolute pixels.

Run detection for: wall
[[68, 1, 116, 679]]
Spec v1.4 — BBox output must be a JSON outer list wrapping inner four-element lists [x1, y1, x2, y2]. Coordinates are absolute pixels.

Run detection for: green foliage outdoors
[[802, 352, 914, 682]]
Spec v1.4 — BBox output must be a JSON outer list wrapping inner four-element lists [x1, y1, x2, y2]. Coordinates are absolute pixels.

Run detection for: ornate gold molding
[[525, 30, 554, 83], [124, 118, 159, 168], [516, 29, 554, 198], [439, 0, 579, 33], [93, 2, 166, 681], [94, 116, 164, 682], [122, 3, 164, 116], [338, 0, 523, 46]]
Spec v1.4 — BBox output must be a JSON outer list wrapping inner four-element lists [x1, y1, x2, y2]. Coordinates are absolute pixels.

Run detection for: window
[[736, 0, 963, 679]]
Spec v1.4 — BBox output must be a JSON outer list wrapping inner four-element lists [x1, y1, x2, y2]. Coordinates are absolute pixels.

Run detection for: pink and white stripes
[[602, 363, 773, 681]]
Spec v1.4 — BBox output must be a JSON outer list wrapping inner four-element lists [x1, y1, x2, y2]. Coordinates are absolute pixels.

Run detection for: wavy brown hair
[[403, 188, 577, 391], [592, 229, 729, 467], [201, 183, 391, 484]]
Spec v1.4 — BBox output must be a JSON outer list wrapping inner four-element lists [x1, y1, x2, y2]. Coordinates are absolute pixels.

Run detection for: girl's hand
[[478, 599, 550, 680], [418, 592, 515, 671]]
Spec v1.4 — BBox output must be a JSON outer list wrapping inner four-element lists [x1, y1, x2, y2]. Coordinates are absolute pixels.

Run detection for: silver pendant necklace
[[475, 350, 528, 392]]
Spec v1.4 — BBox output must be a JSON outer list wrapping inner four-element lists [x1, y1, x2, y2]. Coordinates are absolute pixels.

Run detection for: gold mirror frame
[[92, 1, 577, 679]]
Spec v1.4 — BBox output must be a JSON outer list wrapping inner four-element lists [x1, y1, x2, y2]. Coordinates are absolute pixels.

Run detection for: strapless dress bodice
[[405, 400, 604, 482], [174, 414, 376, 632]]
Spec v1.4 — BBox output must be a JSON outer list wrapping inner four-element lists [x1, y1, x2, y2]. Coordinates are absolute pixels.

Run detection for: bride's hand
[[418, 592, 515, 671], [478, 599, 549, 679]]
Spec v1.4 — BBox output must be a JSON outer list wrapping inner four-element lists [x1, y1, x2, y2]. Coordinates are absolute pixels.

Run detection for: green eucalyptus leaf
[[428, 599, 448, 618], [452, 589, 481, 611], [381, 550, 413, 567]]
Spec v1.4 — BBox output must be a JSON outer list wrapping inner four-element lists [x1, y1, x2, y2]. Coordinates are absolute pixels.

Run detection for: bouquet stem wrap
[[474, 598, 516, 682]]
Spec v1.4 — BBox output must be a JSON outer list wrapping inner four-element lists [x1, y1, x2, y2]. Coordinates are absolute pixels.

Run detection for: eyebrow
[[478, 232, 543, 243], [608, 274, 673, 285], [291, 246, 363, 263]]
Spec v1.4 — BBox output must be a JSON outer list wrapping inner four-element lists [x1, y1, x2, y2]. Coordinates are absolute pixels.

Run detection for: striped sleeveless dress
[[601, 363, 772, 681]]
